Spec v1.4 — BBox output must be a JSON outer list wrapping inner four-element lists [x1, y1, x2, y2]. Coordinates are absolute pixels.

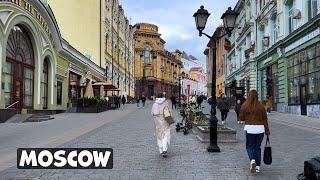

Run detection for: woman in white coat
[[151, 93, 171, 157]]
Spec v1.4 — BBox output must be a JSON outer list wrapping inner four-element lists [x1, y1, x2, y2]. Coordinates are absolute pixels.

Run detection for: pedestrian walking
[[265, 95, 273, 115], [136, 96, 140, 108], [170, 96, 177, 109], [239, 90, 270, 173], [235, 99, 243, 124], [217, 94, 230, 125], [197, 95, 204, 109], [121, 95, 126, 109], [151, 92, 171, 157], [142, 95, 146, 108]]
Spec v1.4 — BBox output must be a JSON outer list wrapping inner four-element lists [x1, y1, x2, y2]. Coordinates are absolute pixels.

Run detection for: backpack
[[304, 157, 320, 180]]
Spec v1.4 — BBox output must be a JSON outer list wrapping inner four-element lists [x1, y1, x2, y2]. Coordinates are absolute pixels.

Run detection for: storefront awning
[[92, 82, 120, 91]]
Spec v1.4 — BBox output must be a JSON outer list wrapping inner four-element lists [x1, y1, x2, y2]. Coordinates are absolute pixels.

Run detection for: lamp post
[[178, 76, 182, 107], [193, 5, 238, 153]]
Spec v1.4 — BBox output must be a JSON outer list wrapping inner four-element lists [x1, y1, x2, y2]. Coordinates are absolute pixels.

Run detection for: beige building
[[48, 0, 135, 96], [205, 26, 227, 97]]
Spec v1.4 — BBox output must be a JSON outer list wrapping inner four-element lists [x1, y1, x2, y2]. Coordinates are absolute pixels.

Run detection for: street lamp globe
[[193, 5, 210, 35], [221, 7, 239, 37]]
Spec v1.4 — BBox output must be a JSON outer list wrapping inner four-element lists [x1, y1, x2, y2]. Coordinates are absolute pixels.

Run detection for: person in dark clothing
[[117, 96, 121, 108], [235, 99, 243, 124], [121, 95, 126, 107], [141, 95, 146, 108], [136, 96, 140, 108], [170, 96, 177, 109], [197, 95, 204, 109], [217, 95, 230, 125]]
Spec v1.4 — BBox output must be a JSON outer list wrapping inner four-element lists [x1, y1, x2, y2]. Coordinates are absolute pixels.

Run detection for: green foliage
[[77, 97, 108, 107]]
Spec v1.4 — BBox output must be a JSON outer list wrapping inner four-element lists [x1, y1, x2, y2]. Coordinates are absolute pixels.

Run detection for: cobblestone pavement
[[0, 102, 319, 180]]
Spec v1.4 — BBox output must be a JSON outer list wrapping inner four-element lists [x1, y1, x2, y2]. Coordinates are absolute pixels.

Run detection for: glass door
[[300, 85, 307, 116], [12, 62, 23, 109]]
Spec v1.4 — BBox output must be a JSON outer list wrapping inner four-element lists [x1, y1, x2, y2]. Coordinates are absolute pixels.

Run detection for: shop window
[[288, 43, 320, 105], [57, 81, 62, 105]]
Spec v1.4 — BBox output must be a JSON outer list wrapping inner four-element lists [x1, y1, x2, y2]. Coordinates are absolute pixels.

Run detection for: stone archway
[[42, 51, 56, 109], [4, 25, 35, 109], [4, 15, 41, 110]]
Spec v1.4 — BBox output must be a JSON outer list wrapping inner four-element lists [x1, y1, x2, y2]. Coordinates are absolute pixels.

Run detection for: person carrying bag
[[151, 93, 173, 158], [239, 90, 271, 173]]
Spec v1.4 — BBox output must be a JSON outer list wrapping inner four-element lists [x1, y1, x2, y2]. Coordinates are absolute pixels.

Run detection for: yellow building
[[48, 0, 135, 96], [0, 0, 107, 121], [133, 23, 182, 99]]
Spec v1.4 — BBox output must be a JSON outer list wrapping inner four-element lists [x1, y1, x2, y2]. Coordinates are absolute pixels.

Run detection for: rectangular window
[[308, 0, 319, 19], [288, 44, 320, 105], [57, 81, 62, 105]]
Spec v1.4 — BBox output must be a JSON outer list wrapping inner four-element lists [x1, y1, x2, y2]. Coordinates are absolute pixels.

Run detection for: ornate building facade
[[0, 0, 108, 121], [133, 23, 183, 99]]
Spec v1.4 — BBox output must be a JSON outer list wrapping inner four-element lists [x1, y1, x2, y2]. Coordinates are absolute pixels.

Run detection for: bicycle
[[176, 103, 193, 135]]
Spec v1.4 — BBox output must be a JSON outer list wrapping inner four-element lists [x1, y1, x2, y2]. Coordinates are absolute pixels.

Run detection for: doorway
[[4, 25, 35, 109], [300, 85, 307, 116]]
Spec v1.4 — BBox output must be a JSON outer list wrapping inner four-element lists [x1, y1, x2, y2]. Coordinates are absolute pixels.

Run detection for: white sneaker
[[250, 160, 256, 173], [237, 121, 240, 124], [222, 121, 225, 125], [256, 166, 260, 173]]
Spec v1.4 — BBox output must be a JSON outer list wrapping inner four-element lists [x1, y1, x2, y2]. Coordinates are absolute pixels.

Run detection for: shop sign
[[3, 0, 54, 44], [285, 27, 320, 53]]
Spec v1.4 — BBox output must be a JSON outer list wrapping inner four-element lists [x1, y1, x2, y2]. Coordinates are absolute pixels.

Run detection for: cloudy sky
[[120, 0, 238, 62]]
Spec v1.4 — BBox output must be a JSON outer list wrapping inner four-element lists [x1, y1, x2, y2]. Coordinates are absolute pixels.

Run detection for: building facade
[[48, 0, 135, 96], [0, 0, 106, 117], [205, 26, 228, 97], [225, 0, 257, 99], [179, 50, 207, 96], [133, 23, 182, 99], [224, 0, 320, 117], [189, 67, 207, 96]]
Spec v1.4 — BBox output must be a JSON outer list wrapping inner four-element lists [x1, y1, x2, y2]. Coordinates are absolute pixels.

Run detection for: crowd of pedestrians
[[149, 90, 271, 175]]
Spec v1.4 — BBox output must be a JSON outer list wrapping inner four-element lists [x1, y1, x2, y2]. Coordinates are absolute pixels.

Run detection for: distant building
[[133, 23, 183, 99]]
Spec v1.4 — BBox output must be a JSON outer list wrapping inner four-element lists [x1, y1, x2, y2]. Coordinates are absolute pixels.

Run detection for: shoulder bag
[[263, 136, 272, 165], [163, 105, 175, 125]]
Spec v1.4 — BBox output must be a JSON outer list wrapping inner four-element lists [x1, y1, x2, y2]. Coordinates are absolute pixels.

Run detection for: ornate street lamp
[[193, 5, 238, 153], [221, 7, 239, 37], [193, 5, 210, 36]]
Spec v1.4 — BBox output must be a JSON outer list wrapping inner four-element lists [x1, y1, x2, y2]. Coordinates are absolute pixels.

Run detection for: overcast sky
[[120, 0, 238, 62]]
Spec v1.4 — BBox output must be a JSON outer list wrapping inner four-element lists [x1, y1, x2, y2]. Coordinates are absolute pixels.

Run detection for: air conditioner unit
[[292, 9, 301, 19]]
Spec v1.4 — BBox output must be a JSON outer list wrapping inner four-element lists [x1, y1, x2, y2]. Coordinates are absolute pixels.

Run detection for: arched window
[[42, 59, 49, 109], [4, 25, 34, 109]]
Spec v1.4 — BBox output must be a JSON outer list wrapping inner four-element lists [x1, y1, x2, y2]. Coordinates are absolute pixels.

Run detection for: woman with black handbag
[[239, 90, 270, 173], [151, 93, 172, 158]]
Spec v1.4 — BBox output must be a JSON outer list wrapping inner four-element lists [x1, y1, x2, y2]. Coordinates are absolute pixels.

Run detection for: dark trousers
[[220, 109, 228, 121], [246, 132, 264, 166]]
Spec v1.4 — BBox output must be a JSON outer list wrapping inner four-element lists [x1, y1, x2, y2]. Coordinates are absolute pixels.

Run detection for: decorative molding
[[0, 10, 13, 26]]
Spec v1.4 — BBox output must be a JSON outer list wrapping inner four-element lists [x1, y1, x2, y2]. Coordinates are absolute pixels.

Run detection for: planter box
[[192, 125, 237, 143], [76, 106, 108, 113]]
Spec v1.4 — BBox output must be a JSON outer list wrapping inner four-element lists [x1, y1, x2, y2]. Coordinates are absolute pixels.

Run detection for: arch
[[4, 14, 42, 109], [3, 25, 35, 109], [0, 29, 3, 107], [42, 48, 56, 107]]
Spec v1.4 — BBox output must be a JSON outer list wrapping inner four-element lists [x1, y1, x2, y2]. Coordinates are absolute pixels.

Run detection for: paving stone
[[0, 102, 319, 179]]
